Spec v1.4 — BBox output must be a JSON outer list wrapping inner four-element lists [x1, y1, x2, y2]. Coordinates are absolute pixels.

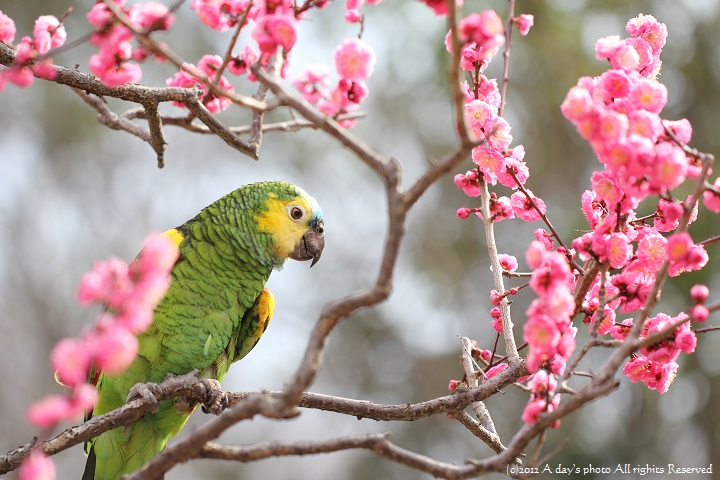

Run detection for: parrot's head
[[256, 182, 325, 268]]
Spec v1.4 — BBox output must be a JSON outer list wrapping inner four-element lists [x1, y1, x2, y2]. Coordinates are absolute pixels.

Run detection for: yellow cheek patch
[[162, 228, 185, 248], [256, 196, 312, 259]]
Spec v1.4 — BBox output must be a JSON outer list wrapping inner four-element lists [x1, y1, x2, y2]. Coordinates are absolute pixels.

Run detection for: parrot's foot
[[127, 382, 160, 412], [200, 379, 227, 415]]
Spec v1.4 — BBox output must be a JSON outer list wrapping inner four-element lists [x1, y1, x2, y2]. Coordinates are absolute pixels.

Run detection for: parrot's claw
[[200, 379, 227, 415], [127, 382, 160, 412]]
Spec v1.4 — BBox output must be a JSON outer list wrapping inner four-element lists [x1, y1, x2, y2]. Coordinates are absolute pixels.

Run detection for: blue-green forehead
[[289, 184, 322, 218]]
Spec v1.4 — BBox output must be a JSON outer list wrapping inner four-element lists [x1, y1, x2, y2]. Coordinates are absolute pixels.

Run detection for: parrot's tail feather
[[82, 446, 96, 480]]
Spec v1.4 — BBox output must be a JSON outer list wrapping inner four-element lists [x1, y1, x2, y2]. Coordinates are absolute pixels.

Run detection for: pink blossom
[[610, 318, 634, 341], [650, 141, 686, 192], [0, 10, 16, 44], [129, 2, 175, 31], [529, 253, 573, 295], [580, 190, 602, 229], [336, 78, 369, 104], [497, 154, 529, 188], [663, 118, 692, 144], [33, 16, 66, 55], [418, 0, 463, 16], [91, 324, 139, 375], [191, 0, 254, 32], [514, 14, 533, 36], [525, 240, 548, 269], [447, 379, 461, 391], [51, 338, 92, 388], [521, 397, 548, 424], [19, 449, 55, 480], [90, 57, 142, 88], [485, 117, 513, 150], [136, 233, 180, 274], [471, 147, 502, 185], [71, 383, 99, 414], [522, 371, 561, 425], [475, 74, 501, 108], [510, 190, 545, 221], [77, 257, 132, 306], [453, 170, 481, 197], [86, 2, 116, 29], [629, 78, 667, 114], [534, 229, 555, 251], [498, 254, 518, 272], [524, 316, 560, 361], [654, 199, 683, 232], [252, 13, 297, 54], [628, 109, 662, 140], [635, 231, 666, 272], [483, 363, 508, 382], [597, 69, 630, 100], [561, 84, 594, 124], [333, 38, 376, 81], [595, 35, 640, 72], [597, 109, 628, 143], [463, 99, 495, 133], [228, 45, 258, 77], [605, 232, 633, 268], [591, 170, 623, 206], [590, 305, 615, 335], [675, 329, 697, 354], [487, 194, 514, 222], [458, 10, 504, 48], [27, 395, 74, 429], [703, 178, 720, 213], [626, 14, 667, 54], [666, 232, 693, 262], [166, 57, 235, 113], [292, 63, 331, 103]]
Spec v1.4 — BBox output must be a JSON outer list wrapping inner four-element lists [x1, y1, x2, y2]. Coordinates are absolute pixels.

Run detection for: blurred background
[[2, 0, 720, 478]]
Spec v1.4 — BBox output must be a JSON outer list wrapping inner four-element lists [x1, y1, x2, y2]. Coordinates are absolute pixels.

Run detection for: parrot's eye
[[289, 206, 305, 220]]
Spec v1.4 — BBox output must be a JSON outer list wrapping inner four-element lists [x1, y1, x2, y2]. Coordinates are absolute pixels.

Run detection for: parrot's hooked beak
[[290, 221, 325, 267]]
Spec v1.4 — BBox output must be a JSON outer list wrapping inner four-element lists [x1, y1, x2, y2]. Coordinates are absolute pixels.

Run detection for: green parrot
[[82, 181, 325, 480]]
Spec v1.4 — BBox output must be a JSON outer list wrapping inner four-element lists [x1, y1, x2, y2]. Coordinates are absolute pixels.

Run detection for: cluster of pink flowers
[[292, 38, 376, 128], [0, 12, 64, 91], [167, 54, 237, 113], [561, 17, 698, 208], [521, 369, 560, 426], [191, 0, 255, 33], [23, 235, 176, 436], [445, 10, 505, 71], [20, 233, 178, 479], [612, 313, 696, 393], [86, 0, 174, 87], [451, 11, 537, 224], [523, 236, 577, 376], [563, 15, 711, 396]]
